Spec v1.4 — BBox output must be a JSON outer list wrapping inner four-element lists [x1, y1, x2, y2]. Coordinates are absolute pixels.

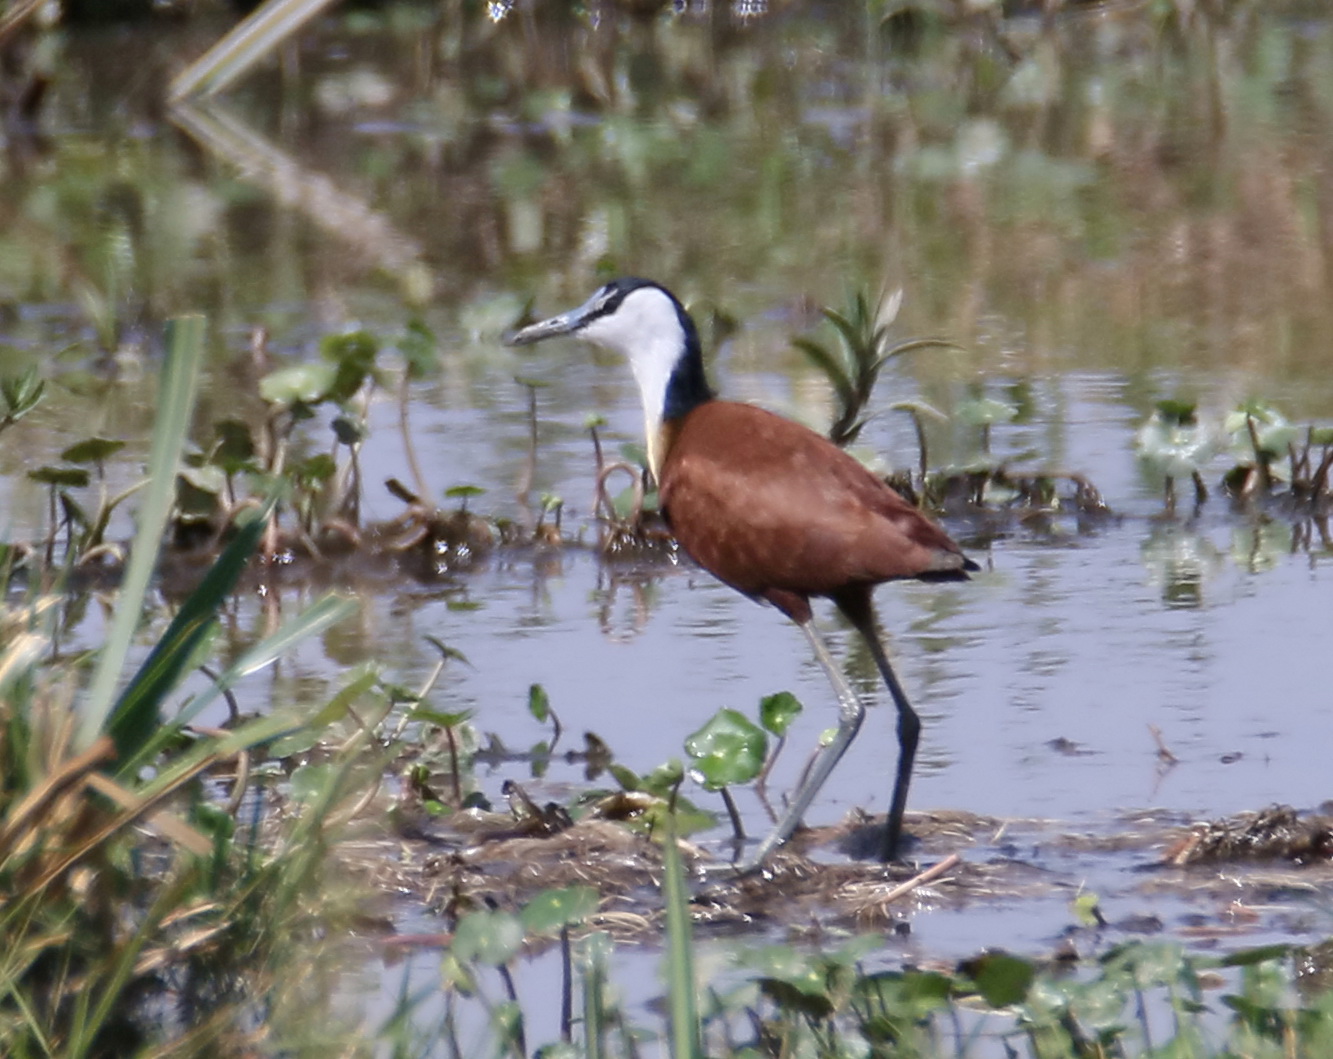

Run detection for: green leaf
[[291, 453, 337, 486], [855, 969, 954, 1019], [1072, 891, 1103, 927], [408, 707, 473, 727], [446, 484, 486, 500], [309, 666, 381, 727], [80, 315, 207, 750], [60, 437, 126, 464], [791, 337, 854, 407], [397, 319, 437, 379], [825, 304, 879, 379], [452, 910, 524, 966], [28, 466, 91, 488], [889, 399, 947, 422], [1155, 398, 1198, 425], [118, 591, 357, 775], [1101, 941, 1192, 987], [192, 800, 235, 843], [331, 414, 368, 446], [440, 950, 475, 993], [134, 710, 306, 805], [610, 485, 640, 519], [174, 485, 221, 526], [875, 335, 961, 370], [211, 419, 256, 470], [1220, 944, 1291, 968], [290, 762, 335, 803], [1223, 401, 1297, 458], [377, 681, 420, 705], [178, 464, 226, 496], [520, 886, 599, 935], [965, 951, 1035, 1008], [758, 692, 802, 736], [618, 442, 648, 469], [259, 362, 339, 407], [956, 397, 1018, 426], [640, 758, 685, 797], [423, 636, 470, 666], [59, 491, 89, 530], [107, 503, 268, 761], [320, 330, 379, 404], [320, 329, 379, 368], [528, 683, 550, 723], [627, 799, 715, 838], [490, 1001, 524, 1053], [662, 812, 702, 1059], [609, 763, 642, 791], [741, 945, 827, 995], [1, 365, 44, 419], [684, 708, 767, 790]]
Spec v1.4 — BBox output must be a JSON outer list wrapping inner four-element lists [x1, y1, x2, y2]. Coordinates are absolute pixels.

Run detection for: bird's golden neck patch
[[647, 418, 685, 482]]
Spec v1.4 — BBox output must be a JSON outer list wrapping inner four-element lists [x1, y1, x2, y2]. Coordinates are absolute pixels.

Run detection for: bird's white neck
[[628, 331, 686, 479]]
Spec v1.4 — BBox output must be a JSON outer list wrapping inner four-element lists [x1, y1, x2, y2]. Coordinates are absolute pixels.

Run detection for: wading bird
[[506, 278, 976, 870]]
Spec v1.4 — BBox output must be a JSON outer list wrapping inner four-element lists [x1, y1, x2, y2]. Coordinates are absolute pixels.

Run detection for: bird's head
[[505, 277, 688, 361], [505, 278, 713, 477]]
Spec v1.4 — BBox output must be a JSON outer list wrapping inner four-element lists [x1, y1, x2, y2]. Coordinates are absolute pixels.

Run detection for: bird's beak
[[503, 291, 600, 347]]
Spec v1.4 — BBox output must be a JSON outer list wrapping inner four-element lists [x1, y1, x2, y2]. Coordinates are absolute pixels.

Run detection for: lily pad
[[451, 909, 524, 966], [61, 437, 125, 464], [759, 691, 802, 737], [28, 466, 91, 488], [259, 362, 338, 407], [520, 886, 599, 935], [685, 708, 767, 790], [956, 397, 1018, 427]]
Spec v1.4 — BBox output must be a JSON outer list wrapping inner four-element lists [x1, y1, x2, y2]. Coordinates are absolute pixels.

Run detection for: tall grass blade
[[118, 593, 357, 776], [580, 932, 610, 1059], [106, 506, 269, 762], [168, 0, 343, 102], [133, 710, 302, 805], [79, 315, 207, 750], [662, 822, 701, 1059]]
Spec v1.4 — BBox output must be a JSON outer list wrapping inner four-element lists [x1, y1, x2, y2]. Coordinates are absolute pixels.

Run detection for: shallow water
[[3, 0, 1333, 1043]]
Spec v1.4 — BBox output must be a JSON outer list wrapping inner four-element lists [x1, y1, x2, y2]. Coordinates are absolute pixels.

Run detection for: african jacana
[[507, 278, 977, 870]]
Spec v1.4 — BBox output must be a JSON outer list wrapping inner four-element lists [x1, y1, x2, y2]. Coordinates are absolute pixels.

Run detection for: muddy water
[[2, 0, 1333, 1035]]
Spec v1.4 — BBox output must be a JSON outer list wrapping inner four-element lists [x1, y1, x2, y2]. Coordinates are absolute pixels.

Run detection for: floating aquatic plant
[[1136, 399, 1216, 514]]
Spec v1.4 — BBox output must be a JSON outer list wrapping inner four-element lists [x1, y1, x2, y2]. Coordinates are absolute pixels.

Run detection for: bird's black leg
[[834, 590, 920, 862]]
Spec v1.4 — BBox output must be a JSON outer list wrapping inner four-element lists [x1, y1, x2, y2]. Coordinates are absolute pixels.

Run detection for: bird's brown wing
[[658, 401, 970, 600]]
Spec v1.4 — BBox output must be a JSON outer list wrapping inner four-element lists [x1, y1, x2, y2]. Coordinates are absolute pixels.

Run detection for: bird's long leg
[[834, 591, 920, 863], [732, 619, 866, 874]]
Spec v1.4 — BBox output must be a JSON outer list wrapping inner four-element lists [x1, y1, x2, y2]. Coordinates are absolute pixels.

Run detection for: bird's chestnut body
[[658, 400, 969, 623]]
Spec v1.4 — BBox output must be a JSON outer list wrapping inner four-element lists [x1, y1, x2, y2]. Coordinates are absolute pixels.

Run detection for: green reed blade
[[78, 315, 206, 751]]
